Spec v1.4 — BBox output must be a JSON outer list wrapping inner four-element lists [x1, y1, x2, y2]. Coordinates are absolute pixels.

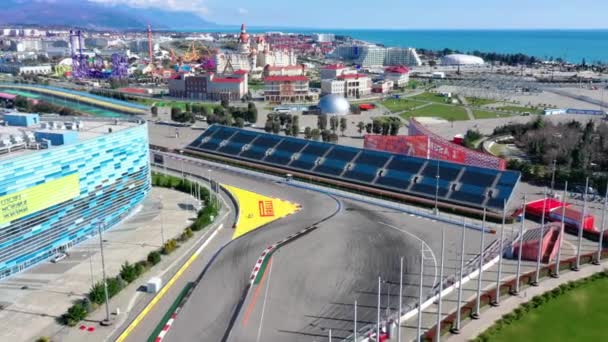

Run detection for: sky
[[89, 0, 608, 29]]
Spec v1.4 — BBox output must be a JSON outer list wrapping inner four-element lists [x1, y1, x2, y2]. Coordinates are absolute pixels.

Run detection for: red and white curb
[[154, 301, 184, 342], [248, 224, 316, 285]]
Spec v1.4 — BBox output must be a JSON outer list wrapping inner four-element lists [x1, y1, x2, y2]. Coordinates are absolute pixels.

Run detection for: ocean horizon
[[186, 27, 608, 64]]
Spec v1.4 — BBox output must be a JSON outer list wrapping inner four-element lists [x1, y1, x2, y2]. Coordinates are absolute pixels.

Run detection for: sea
[[196, 27, 608, 64]]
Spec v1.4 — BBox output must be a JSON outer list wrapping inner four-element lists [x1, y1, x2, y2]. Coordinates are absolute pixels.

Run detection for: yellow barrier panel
[[223, 184, 300, 240]]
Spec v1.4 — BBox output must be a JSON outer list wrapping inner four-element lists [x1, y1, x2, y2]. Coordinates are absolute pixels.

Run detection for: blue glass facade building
[[0, 123, 150, 279]]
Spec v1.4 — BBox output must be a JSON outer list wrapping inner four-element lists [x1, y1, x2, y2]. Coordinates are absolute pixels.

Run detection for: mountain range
[[0, 0, 217, 30]]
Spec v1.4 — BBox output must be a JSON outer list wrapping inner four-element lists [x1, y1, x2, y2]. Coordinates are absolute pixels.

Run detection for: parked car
[[50, 253, 66, 263]]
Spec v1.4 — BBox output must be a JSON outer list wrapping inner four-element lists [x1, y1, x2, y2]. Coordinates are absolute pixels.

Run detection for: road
[[158, 154, 489, 342]]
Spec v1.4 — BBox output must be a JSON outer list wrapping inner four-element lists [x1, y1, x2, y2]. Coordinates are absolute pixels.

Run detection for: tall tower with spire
[[238, 23, 250, 54]]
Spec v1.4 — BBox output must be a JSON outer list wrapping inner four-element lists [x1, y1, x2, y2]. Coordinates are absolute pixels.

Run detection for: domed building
[[440, 54, 485, 66], [318, 94, 350, 115]]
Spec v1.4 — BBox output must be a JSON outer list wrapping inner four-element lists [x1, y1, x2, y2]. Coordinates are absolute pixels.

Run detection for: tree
[[381, 121, 391, 135], [185, 103, 192, 112], [317, 115, 327, 130], [329, 115, 339, 132], [365, 123, 373, 134], [321, 129, 331, 142], [14, 95, 28, 109], [357, 121, 365, 136], [339, 117, 348, 136], [311, 128, 321, 141], [271, 121, 281, 134], [304, 126, 312, 139], [221, 98, 229, 108], [234, 117, 245, 128], [389, 121, 400, 135], [372, 118, 382, 134], [264, 119, 273, 133], [291, 117, 300, 137], [328, 132, 339, 143]]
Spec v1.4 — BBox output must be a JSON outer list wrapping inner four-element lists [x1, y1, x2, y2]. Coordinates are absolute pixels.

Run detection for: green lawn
[[466, 96, 499, 106], [473, 109, 511, 119], [485, 277, 608, 341], [381, 98, 422, 112], [400, 104, 469, 121], [248, 82, 265, 91], [498, 105, 543, 114], [411, 92, 452, 104], [132, 98, 219, 111]]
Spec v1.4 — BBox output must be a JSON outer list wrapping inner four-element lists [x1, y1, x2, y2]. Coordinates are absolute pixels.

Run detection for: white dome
[[440, 54, 485, 66], [318, 94, 350, 115]]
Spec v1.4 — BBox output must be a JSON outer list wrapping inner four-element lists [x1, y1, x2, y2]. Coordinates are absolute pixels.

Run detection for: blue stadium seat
[[240, 135, 282, 160], [186, 125, 521, 211], [385, 155, 425, 174], [376, 170, 414, 190], [290, 142, 331, 170]]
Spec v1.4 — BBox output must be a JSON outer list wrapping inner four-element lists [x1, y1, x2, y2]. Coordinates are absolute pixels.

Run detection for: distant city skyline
[[89, 0, 608, 29]]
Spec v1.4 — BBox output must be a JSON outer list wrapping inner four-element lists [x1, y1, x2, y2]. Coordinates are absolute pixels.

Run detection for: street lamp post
[[574, 177, 589, 271], [533, 188, 548, 286], [434, 160, 440, 215], [435, 227, 445, 342], [451, 219, 466, 334], [550, 159, 557, 194], [159, 195, 165, 246], [512, 196, 526, 295], [398, 256, 403, 342], [553, 182, 568, 277], [472, 208, 487, 319], [492, 200, 507, 306], [416, 241, 424, 342], [97, 223, 112, 325]]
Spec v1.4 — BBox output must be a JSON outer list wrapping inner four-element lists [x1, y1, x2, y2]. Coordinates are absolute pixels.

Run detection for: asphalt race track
[[160, 155, 488, 342]]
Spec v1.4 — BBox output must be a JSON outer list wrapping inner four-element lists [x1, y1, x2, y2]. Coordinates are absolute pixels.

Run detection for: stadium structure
[[364, 118, 507, 170], [187, 125, 520, 216], [440, 54, 485, 66], [0, 113, 150, 279]]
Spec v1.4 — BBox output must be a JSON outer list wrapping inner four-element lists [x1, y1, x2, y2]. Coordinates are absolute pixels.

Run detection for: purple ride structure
[[70, 30, 128, 80]]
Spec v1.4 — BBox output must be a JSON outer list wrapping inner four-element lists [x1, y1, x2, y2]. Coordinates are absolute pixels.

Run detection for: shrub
[[89, 282, 106, 305], [162, 239, 178, 255], [120, 262, 138, 284], [147, 251, 161, 265], [134, 261, 147, 276], [64, 301, 88, 326], [106, 276, 125, 298], [36, 337, 51, 342]]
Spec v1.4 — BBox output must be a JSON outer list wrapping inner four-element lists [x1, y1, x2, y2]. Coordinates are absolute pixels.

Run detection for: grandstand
[[187, 125, 521, 211], [0, 83, 148, 115]]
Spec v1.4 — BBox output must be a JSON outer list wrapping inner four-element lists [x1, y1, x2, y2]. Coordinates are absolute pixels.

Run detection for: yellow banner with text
[[0, 173, 80, 225]]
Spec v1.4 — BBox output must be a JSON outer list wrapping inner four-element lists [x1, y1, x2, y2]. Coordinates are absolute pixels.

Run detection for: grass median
[[475, 270, 608, 341]]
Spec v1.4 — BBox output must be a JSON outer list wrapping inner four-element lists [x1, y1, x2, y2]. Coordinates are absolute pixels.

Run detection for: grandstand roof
[[187, 125, 521, 211]]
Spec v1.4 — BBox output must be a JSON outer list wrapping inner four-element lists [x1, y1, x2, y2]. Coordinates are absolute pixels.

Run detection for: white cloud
[[88, 0, 209, 16], [237, 7, 248, 15]]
